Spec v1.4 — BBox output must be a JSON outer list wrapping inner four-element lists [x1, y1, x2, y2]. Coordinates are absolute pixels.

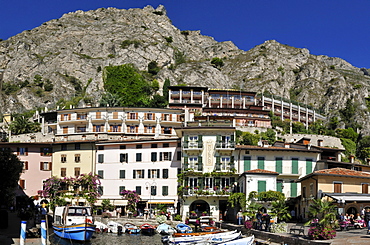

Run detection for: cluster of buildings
[[3, 86, 370, 221]]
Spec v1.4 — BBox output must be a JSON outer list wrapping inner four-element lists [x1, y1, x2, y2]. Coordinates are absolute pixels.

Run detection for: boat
[[216, 235, 254, 245], [140, 223, 156, 235], [94, 221, 109, 233], [124, 222, 141, 234], [162, 230, 240, 244], [156, 223, 176, 235], [173, 230, 222, 237], [175, 223, 192, 233], [52, 206, 96, 242], [107, 220, 124, 234]]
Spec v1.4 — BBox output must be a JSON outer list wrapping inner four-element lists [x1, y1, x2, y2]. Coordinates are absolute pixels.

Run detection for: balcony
[[183, 187, 232, 196], [183, 141, 203, 151], [215, 141, 235, 150]]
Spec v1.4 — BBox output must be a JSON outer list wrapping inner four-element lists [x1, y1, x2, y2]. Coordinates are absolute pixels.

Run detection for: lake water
[[48, 230, 164, 245]]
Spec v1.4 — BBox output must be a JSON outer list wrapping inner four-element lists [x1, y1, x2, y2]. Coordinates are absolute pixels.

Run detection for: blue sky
[[1, 0, 369, 68]]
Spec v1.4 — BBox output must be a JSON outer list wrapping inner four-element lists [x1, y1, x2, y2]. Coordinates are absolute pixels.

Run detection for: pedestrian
[[144, 208, 149, 220], [290, 209, 296, 221], [116, 207, 121, 218], [364, 208, 370, 234], [256, 211, 263, 230], [237, 210, 243, 225], [264, 213, 271, 232]]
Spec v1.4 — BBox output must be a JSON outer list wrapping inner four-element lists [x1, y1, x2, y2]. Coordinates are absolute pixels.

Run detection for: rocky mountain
[[1, 5, 370, 132]]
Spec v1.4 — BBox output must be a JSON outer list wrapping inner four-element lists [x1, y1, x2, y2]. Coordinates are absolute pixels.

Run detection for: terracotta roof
[[298, 167, 370, 182], [242, 169, 279, 175]]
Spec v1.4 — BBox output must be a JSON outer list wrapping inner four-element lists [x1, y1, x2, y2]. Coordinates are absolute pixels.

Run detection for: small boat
[[52, 206, 96, 242], [200, 225, 221, 232], [216, 235, 254, 245], [163, 230, 240, 245], [175, 223, 192, 233], [173, 230, 222, 237], [107, 221, 124, 234], [156, 223, 176, 235], [140, 223, 156, 235], [94, 221, 109, 233], [124, 222, 141, 234]]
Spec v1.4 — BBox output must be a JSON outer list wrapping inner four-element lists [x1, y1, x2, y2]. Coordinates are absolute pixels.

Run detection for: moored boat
[[140, 223, 156, 235], [107, 220, 124, 234], [52, 206, 96, 242], [124, 222, 141, 234], [216, 235, 254, 245], [162, 230, 240, 245], [94, 221, 109, 233], [175, 223, 192, 233], [156, 223, 176, 235]]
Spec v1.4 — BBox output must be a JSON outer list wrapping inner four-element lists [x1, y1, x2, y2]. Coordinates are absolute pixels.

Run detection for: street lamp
[[146, 180, 157, 217]]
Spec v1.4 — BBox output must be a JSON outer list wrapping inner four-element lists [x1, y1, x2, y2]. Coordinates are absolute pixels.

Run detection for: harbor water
[[48, 230, 164, 245]]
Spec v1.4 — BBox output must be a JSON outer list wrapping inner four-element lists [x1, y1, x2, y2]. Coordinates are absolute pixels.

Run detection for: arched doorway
[[347, 207, 357, 216], [190, 200, 210, 217]]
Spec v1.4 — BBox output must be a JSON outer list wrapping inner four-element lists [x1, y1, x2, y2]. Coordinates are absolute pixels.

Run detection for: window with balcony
[[77, 113, 87, 120], [160, 152, 172, 161], [189, 157, 198, 169], [147, 113, 154, 120], [94, 125, 103, 132], [18, 147, 28, 156], [216, 135, 234, 148], [189, 177, 198, 188], [133, 169, 145, 179], [205, 178, 213, 189], [145, 126, 154, 133], [221, 156, 231, 170], [111, 125, 120, 132], [129, 113, 137, 119], [129, 126, 137, 133], [40, 147, 52, 156], [162, 127, 172, 134]]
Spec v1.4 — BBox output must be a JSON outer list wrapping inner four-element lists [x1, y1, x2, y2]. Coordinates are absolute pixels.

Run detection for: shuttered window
[[257, 157, 265, 170], [162, 186, 168, 196], [291, 182, 298, 197], [292, 158, 299, 174], [334, 182, 342, 193], [244, 156, 251, 171], [275, 157, 283, 173], [163, 169, 169, 179], [119, 170, 126, 179], [306, 159, 313, 174], [362, 184, 369, 194], [119, 186, 125, 194], [257, 180, 266, 193]]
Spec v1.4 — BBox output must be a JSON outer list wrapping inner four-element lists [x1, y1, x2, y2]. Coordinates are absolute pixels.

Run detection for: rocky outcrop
[[1, 5, 370, 132]]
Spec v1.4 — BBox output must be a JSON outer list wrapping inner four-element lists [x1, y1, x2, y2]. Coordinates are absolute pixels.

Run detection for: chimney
[[350, 155, 354, 163], [284, 142, 290, 148]]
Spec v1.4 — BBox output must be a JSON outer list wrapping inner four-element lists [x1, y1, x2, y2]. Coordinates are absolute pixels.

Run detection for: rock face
[[1, 5, 370, 132]]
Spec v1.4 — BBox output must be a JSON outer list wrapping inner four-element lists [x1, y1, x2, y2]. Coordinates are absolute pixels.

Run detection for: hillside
[[1, 5, 370, 132]]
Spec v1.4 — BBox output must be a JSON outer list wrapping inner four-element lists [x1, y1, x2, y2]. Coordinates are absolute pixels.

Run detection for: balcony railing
[[184, 187, 232, 196], [215, 142, 235, 149]]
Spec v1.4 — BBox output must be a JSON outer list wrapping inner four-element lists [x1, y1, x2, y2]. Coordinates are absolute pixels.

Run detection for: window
[[98, 170, 104, 179], [277, 180, 283, 193], [61, 144, 67, 151], [77, 113, 87, 120], [244, 156, 251, 171], [22, 161, 28, 170], [74, 167, 80, 177], [163, 143, 169, 148], [40, 147, 52, 156], [75, 143, 80, 150], [98, 146, 104, 150], [189, 157, 198, 168], [189, 177, 198, 188], [257, 157, 265, 170], [306, 159, 313, 174], [119, 186, 125, 194], [302, 186, 307, 198], [98, 154, 104, 163], [148, 169, 160, 178], [136, 153, 142, 162], [162, 169, 169, 179], [275, 157, 283, 173], [151, 144, 157, 148], [40, 162, 52, 171], [163, 127, 172, 134], [160, 152, 172, 161], [257, 180, 266, 193], [221, 156, 231, 170], [61, 168, 66, 177], [76, 126, 86, 133], [151, 186, 157, 196], [63, 127, 68, 134], [96, 112, 101, 119], [120, 153, 128, 163], [151, 152, 157, 162], [310, 183, 314, 196], [362, 183, 369, 194], [98, 186, 104, 195], [205, 178, 213, 189], [119, 170, 126, 179], [95, 125, 102, 132], [129, 126, 136, 133], [136, 186, 142, 195], [18, 147, 28, 156], [292, 158, 299, 174], [162, 186, 168, 196], [61, 154, 67, 163], [147, 113, 154, 120], [146, 126, 154, 133], [136, 144, 142, 149], [129, 113, 137, 119], [291, 182, 298, 197], [120, 145, 126, 149], [177, 151, 181, 160], [133, 170, 145, 179], [75, 154, 81, 163], [111, 125, 119, 132]]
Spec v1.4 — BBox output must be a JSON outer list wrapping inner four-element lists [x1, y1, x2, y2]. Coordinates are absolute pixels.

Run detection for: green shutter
[[244, 156, 251, 171], [257, 157, 265, 170], [292, 158, 299, 174], [184, 156, 188, 169], [216, 156, 221, 171], [184, 135, 188, 148], [162, 186, 168, 196], [291, 182, 297, 197], [306, 159, 313, 174], [276, 157, 283, 173], [198, 156, 203, 171], [277, 182, 283, 192], [185, 177, 189, 187], [258, 180, 266, 193], [198, 177, 204, 189], [214, 177, 221, 187], [198, 135, 203, 148]]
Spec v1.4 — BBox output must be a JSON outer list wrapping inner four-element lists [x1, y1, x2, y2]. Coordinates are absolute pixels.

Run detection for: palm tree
[[9, 115, 40, 135], [306, 199, 337, 228], [244, 202, 263, 220], [99, 92, 123, 107], [271, 200, 291, 222]]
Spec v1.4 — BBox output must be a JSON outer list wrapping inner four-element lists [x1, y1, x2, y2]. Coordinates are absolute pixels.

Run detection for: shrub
[[120, 40, 141, 49], [308, 226, 336, 240], [148, 61, 160, 75], [165, 36, 173, 43], [156, 215, 167, 224], [174, 214, 182, 221], [107, 54, 115, 58], [211, 57, 224, 68]]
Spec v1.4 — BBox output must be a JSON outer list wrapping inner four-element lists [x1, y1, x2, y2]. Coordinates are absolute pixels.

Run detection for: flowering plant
[[185, 218, 189, 224], [120, 190, 141, 212], [308, 225, 336, 240], [244, 220, 253, 229], [196, 218, 200, 224]]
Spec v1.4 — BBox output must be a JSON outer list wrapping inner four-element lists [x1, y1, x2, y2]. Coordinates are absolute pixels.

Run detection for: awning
[[325, 193, 370, 202], [96, 199, 128, 206]]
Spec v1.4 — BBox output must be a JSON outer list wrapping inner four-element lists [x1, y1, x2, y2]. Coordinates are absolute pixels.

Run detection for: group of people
[[339, 208, 370, 233]]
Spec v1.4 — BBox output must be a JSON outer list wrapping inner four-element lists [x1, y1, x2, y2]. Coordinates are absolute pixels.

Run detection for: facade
[[239, 169, 279, 196], [0, 143, 52, 198], [298, 168, 370, 220], [95, 138, 181, 212], [52, 141, 96, 179]]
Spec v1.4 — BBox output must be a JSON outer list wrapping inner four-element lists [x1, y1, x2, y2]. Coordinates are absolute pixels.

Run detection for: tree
[[260, 128, 276, 145], [101, 199, 114, 211], [306, 199, 337, 228], [120, 190, 140, 213], [357, 136, 370, 161], [228, 193, 246, 210], [0, 149, 23, 206], [340, 138, 356, 160], [148, 61, 160, 75], [257, 190, 285, 202], [336, 128, 358, 142], [99, 92, 123, 107], [9, 114, 40, 135], [270, 200, 291, 222], [211, 57, 224, 69], [238, 132, 259, 145], [243, 202, 262, 220]]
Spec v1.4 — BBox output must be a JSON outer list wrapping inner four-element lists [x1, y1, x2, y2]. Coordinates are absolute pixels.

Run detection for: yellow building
[[52, 141, 96, 178], [298, 168, 370, 219]]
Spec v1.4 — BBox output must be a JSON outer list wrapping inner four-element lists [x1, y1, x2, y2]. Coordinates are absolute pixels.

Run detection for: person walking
[[256, 211, 263, 230], [237, 210, 243, 225], [364, 208, 370, 234]]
